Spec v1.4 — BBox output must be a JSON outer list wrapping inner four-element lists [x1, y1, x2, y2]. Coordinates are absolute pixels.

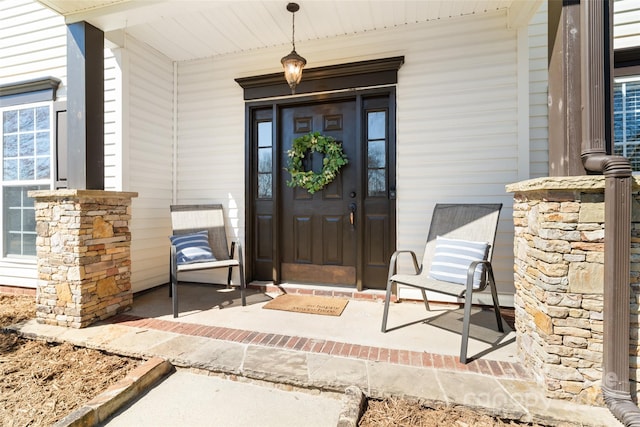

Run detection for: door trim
[[235, 56, 404, 100]]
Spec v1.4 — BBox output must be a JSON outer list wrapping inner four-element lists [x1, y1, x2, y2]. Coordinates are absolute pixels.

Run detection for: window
[[613, 76, 640, 171], [366, 110, 387, 197], [257, 121, 273, 198], [1, 103, 53, 257], [614, 47, 640, 172]]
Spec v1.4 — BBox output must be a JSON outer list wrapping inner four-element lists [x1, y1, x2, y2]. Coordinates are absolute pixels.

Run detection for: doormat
[[263, 294, 349, 317]]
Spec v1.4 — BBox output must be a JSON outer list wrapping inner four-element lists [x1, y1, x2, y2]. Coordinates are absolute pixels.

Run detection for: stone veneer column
[[507, 176, 640, 405], [29, 189, 138, 328]]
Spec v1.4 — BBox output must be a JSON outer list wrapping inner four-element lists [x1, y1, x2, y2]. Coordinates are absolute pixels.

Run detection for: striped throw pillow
[[170, 230, 216, 265], [428, 236, 489, 288]]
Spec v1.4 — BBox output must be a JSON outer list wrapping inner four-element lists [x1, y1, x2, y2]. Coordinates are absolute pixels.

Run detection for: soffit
[[37, 0, 538, 62]]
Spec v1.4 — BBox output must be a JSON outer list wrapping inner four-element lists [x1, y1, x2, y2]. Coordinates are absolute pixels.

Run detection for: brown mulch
[[0, 295, 140, 426], [359, 398, 546, 427]]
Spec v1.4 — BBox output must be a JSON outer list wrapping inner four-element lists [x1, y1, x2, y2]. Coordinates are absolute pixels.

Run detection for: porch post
[[547, 0, 586, 176], [67, 21, 104, 190]]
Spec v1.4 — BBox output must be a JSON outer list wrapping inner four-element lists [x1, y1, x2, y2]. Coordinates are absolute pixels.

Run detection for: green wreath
[[285, 132, 348, 194]]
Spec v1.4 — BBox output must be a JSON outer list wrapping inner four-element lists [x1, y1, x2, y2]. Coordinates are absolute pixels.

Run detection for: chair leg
[[460, 293, 473, 364], [381, 279, 393, 333], [171, 267, 178, 318], [239, 267, 246, 307], [420, 289, 430, 311], [487, 266, 503, 332], [227, 267, 233, 289]]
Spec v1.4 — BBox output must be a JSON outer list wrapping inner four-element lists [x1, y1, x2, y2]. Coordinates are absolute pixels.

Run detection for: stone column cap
[[28, 189, 138, 200], [506, 176, 640, 193]]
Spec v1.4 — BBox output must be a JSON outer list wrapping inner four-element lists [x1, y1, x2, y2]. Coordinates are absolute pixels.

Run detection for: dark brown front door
[[280, 101, 358, 285]]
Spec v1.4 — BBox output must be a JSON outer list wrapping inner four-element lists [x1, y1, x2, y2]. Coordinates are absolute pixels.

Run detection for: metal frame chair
[[381, 203, 503, 363], [169, 204, 246, 318]]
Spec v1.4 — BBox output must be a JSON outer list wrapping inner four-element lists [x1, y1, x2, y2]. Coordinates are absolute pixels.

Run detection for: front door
[[280, 101, 357, 285], [248, 91, 396, 290]]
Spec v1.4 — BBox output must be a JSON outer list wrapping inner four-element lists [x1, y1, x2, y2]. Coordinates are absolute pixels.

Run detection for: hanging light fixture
[[281, 2, 306, 94]]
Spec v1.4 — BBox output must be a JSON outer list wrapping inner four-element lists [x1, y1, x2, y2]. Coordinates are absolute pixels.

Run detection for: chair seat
[[176, 259, 239, 272], [391, 273, 472, 297]]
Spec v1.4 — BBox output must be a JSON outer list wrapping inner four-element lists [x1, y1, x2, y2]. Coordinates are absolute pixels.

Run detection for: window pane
[[36, 106, 49, 130], [258, 173, 272, 198], [3, 111, 18, 133], [3, 185, 45, 257], [368, 111, 385, 140], [22, 234, 36, 256], [4, 134, 18, 157], [368, 169, 386, 197], [19, 158, 34, 180], [368, 140, 386, 168], [36, 132, 50, 155], [36, 157, 50, 179], [258, 122, 272, 147], [19, 133, 34, 156], [19, 109, 34, 131], [258, 147, 272, 173], [3, 160, 17, 180]]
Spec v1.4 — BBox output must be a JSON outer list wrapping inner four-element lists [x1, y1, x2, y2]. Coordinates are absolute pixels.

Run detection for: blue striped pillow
[[170, 230, 216, 265], [429, 236, 489, 288]]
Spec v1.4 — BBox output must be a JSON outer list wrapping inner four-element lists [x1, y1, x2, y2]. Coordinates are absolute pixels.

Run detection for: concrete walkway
[[8, 284, 621, 426]]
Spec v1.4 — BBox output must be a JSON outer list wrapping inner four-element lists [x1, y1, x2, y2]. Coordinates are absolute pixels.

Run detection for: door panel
[[281, 101, 357, 285]]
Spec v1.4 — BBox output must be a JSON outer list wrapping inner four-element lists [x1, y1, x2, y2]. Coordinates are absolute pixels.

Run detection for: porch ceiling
[[37, 0, 540, 62]]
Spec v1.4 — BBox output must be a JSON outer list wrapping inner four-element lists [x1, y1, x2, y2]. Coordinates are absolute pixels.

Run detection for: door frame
[[244, 87, 396, 290]]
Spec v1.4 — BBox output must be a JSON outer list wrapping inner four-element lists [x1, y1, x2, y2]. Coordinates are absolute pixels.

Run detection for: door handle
[[349, 203, 357, 228]]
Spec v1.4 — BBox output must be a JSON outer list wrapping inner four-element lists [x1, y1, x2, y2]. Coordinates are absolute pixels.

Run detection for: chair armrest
[[230, 241, 236, 259], [464, 260, 495, 295], [387, 250, 421, 279]]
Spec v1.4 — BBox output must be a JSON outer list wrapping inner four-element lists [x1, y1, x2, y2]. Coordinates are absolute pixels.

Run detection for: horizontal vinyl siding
[[0, 0, 67, 287], [0, 0, 67, 97], [176, 10, 520, 299], [528, 2, 549, 179], [126, 36, 175, 292], [615, 0, 640, 50]]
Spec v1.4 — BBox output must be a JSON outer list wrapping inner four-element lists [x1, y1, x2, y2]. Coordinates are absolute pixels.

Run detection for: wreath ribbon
[[285, 132, 348, 194]]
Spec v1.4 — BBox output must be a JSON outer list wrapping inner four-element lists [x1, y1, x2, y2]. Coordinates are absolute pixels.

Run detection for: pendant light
[[281, 2, 306, 94]]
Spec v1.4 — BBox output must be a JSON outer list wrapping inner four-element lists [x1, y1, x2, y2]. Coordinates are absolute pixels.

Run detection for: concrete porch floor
[[131, 282, 518, 364]]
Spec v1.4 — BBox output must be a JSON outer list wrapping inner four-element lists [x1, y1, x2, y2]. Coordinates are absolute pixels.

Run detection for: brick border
[[108, 313, 530, 381]]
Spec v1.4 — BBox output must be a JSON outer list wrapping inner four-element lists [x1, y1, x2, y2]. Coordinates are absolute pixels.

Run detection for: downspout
[[580, 1, 640, 425]]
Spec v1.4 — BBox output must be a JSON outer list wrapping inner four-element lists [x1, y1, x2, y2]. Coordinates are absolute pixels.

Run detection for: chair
[[169, 204, 246, 318], [381, 203, 503, 363]]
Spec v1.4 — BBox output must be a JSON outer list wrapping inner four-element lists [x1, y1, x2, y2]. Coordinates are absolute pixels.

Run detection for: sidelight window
[[257, 120, 273, 198], [366, 111, 387, 197]]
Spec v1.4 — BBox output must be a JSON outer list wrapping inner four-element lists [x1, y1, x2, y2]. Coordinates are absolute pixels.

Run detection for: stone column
[[507, 176, 640, 405], [29, 189, 137, 328]]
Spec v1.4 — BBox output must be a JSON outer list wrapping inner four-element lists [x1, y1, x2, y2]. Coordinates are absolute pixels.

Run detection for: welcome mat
[[263, 294, 349, 317]]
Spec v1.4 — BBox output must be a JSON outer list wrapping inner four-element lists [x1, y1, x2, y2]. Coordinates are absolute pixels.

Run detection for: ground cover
[[0, 295, 140, 426], [1, 294, 550, 426]]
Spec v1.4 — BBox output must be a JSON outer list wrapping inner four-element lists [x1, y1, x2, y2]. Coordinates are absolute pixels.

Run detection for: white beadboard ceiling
[[36, 0, 539, 62]]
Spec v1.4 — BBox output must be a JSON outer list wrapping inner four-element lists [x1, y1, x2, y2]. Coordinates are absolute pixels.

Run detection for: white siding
[[615, 0, 640, 50], [124, 36, 175, 292], [528, 3, 549, 179], [0, 0, 66, 287], [176, 11, 522, 300], [0, 0, 67, 96]]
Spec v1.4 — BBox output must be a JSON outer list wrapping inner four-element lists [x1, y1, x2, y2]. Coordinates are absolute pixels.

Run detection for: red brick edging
[[108, 313, 530, 381]]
